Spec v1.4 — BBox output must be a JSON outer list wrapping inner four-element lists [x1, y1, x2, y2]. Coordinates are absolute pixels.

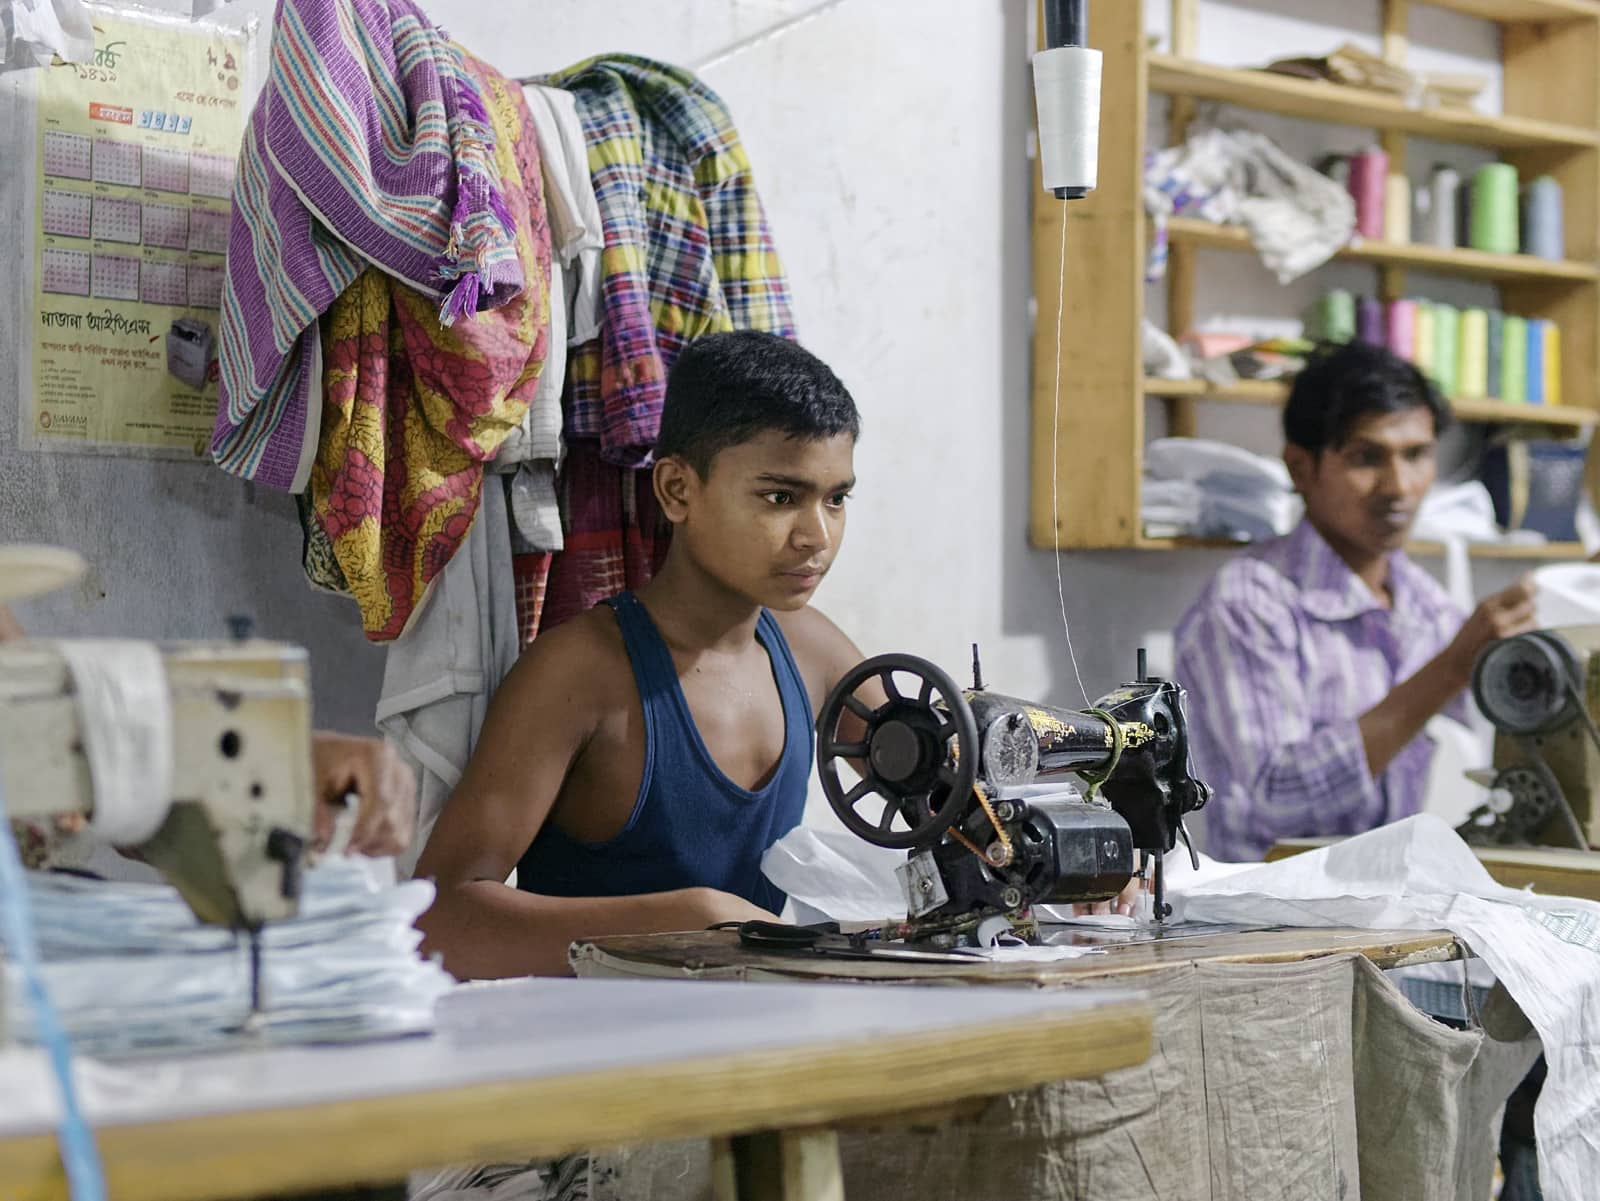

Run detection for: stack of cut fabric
[[1, 859, 451, 1057], [1142, 438, 1301, 542]]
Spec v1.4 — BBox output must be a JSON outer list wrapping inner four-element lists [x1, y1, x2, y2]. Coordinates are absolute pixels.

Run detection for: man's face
[[664, 430, 855, 611], [1286, 407, 1438, 561]]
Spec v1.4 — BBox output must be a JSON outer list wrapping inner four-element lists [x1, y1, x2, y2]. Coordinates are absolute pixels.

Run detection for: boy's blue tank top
[[516, 591, 812, 914]]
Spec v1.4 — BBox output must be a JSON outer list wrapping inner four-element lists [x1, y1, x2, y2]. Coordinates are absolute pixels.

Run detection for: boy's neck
[[635, 547, 764, 653]]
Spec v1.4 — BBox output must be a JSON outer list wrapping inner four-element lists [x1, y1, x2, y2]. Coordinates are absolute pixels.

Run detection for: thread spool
[[1522, 176, 1564, 260], [1348, 147, 1388, 240], [1418, 165, 1460, 248], [1033, 45, 1103, 197], [1433, 304, 1460, 397], [1502, 316, 1528, 404], [1357, 296, 1384, 345], [1386, 299, 1417, 361], [1469, 163, 1519, 255], [1414, 303, 1436, 375], [1486, 310, 1504, 400], [1458, 308, 1489, 399], [1544, 323, 1562, 407], [1384, 173, 1411, 244], [1307, 289, 1357, 343], [1526, 319, 1547, 405]]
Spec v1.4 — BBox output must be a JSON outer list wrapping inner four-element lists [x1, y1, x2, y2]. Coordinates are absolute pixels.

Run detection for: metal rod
[[1044, 0, 1088, 49]]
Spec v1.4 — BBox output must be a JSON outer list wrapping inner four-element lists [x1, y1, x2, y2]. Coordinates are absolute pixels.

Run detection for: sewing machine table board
[[570, 925, 1462, 986], [0, 975, 1152, 1201]]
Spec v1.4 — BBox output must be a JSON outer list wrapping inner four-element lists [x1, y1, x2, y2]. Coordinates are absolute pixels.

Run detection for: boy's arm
[[413, 627, 773, 980]]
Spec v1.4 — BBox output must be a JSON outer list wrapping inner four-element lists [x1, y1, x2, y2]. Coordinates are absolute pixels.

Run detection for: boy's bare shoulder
[[497, 604, 633, 710], [772, 605, 865, 695]]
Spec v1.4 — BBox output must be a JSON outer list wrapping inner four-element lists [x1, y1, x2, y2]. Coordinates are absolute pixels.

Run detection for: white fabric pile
[[1170, 816, 1600, 1201], [2, 857, 451, 1057], [1144, 126, 1356, 284], [1142, 437, 1301, 542]]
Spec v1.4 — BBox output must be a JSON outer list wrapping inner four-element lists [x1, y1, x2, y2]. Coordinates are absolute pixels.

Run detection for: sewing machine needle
[[248, 927, 264, 1018]]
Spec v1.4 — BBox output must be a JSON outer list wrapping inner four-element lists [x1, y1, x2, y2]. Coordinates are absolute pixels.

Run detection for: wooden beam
[[1030, 0, 1147, 548]]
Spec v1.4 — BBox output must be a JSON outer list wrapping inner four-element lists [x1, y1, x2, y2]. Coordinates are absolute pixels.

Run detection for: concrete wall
[[0, 0, 1528, 770]]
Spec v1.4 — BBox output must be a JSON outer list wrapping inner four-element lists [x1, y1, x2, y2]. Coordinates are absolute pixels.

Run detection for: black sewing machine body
[[816, 652, 1210, 941]]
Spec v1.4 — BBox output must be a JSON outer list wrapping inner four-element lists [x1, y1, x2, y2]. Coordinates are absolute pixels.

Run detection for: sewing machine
[[1461, 626, 1600, 849], [815, 649, 1210, 944], [0, 547, 318, 1024]]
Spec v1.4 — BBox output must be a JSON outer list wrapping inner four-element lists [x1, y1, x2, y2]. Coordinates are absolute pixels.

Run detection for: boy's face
[[1285, 406, 1437, 563], [659, 429, 856, 611]]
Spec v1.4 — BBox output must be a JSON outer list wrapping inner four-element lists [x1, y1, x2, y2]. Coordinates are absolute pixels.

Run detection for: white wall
[[1, 1, 1531, 798]]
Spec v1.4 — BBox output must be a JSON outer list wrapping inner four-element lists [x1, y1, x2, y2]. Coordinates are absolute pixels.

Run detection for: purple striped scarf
[[212, 0, 521, 490]]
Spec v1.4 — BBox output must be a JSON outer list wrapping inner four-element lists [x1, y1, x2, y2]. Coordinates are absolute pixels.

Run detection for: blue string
[[0, 787, 107, 1201]]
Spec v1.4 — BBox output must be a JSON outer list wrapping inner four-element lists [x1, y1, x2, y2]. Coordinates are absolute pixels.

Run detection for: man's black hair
[[655, 331, 860, 476], [1283, 340, 1450, 455]]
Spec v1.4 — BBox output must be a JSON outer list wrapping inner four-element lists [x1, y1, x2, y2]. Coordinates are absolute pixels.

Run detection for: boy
[[415, 331, 877, 978]]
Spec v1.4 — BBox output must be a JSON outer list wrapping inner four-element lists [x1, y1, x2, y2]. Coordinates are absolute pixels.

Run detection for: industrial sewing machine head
[[816, 649, 1210, 944], [0, 547, 317, 1008], [1462, 626, 1600, 849]]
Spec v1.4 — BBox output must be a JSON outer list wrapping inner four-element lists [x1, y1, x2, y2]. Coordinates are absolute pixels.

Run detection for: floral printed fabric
[[307, 56, 553, 640]]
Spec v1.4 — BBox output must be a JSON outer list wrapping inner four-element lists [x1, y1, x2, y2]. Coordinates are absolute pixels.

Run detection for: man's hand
[[1442, 575, 1539, 687], [1070, 852, 1149, 918], [0, 605, 24, 642], [309, 732, 417, 857]]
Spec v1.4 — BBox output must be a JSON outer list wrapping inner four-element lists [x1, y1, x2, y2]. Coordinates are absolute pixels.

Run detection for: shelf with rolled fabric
[[1143, 377, 1600, 432], [1164, 216, 1600, 285], [1135, 534, 1592, 559], [1424, 0, 1600, 20], [1146, 54, 1599, 151]]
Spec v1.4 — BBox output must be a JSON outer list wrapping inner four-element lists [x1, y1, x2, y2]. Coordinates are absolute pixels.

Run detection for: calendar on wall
[[26, 7, 254, 458], [42, 190, 93, 239], [142, 202, 189, 250], [91, 196, 142, 244]]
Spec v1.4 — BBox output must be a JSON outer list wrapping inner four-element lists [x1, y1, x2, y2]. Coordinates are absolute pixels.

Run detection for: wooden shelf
[[1144, 376, 1600, 429], [1136, 534, 1591, 560], [1147, 54, 1599, 150], [1164, 216, 1599, 284], [1029, 3, 1600, 556], [1424, 0, 1600, 22]]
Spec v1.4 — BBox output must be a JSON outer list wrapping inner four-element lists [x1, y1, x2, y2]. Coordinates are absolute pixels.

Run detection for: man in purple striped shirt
[[1173, 343, 1537, 862]]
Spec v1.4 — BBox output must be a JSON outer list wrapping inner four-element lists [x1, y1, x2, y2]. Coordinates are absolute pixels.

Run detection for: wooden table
[[1268, 837, 1600, 901], [572, 925, 1462, 987], [0, 975, 1151, 1201]]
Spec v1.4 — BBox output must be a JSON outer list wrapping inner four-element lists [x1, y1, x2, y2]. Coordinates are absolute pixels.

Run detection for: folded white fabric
[[2, 858, 452, 1057], [1143, 437, 1300, 539]]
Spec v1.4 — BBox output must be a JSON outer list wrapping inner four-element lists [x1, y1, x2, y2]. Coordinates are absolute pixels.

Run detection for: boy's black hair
[[1283, 340, 1450, 455], [655, 331, 860, 476]]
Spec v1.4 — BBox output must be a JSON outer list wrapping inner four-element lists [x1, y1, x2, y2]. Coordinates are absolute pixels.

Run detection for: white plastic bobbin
[[1032, 45, 1103, 197]]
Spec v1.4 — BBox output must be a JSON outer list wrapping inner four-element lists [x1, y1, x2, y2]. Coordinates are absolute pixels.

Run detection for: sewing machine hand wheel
[[816, 653, 979, 850]]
